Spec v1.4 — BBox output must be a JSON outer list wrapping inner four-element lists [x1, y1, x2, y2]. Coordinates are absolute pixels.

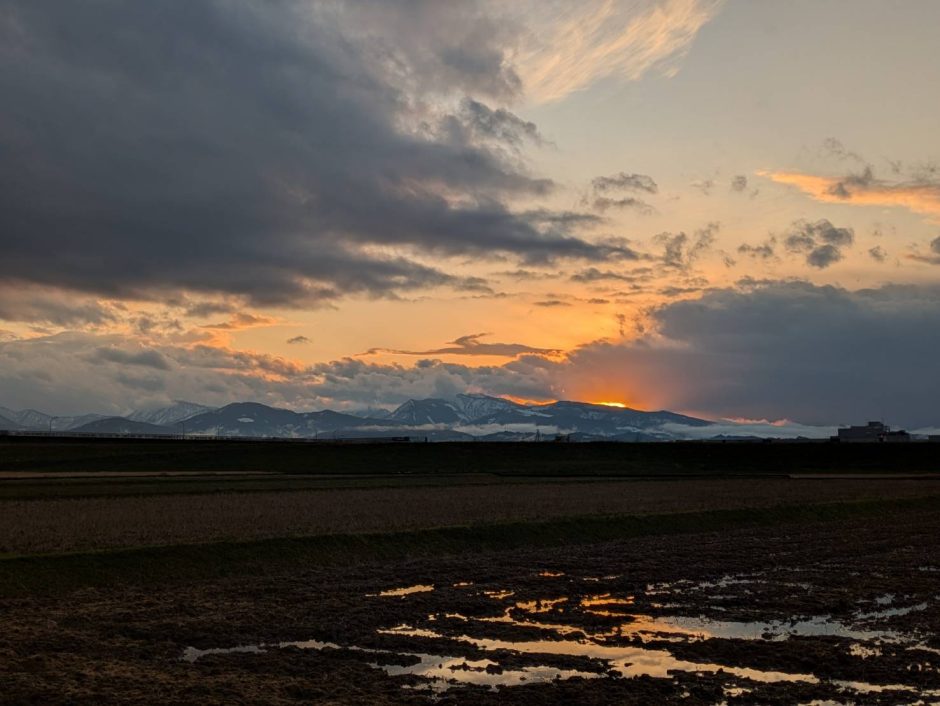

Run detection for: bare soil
[[3, 501, 940, 704], [3, 478, 940, 555]]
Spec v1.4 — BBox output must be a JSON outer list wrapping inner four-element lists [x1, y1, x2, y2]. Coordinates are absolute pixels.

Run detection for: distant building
[[836, 421, 911, 443]]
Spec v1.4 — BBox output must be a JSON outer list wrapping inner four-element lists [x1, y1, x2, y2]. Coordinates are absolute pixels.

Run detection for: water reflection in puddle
[[182, 570, 940, 697], [382, 624, 819, 685], [182, 626, 940, 698], [371, 584, 435, 597], [182, 634, 597, 692]]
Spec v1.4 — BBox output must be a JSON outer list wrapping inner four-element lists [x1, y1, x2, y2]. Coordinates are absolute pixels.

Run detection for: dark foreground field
[[2, 439, 940, 704], [4, 436, 940, 476]]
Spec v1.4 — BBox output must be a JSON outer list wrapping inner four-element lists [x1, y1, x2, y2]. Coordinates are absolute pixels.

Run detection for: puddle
[[483, 589, 515, 600], [484, 601, 902, 645], [849, 643, 882, 658], [371, 584, 435, 598], [182, 620, 939, 696], [182, 644, 265, 661], [515, 597, 568, 613], [380, 623, 940, 697], [380, 654, 597, 690], [580, 594, 637, 618], [183, 633, 597, 691], [182, 571, 940, 696], [856, 601, 928, 621], [383, 623, 821, 685]]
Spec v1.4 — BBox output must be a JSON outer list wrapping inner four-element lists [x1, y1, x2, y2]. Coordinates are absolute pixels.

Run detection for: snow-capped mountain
[[386, 399, 464, 425], [1, 396, 721, 440], [0, 406, 108, 431], [176, 403, 395, 438], [344, 407, 391, 419], [128, 401, 215, 427], [451, 393, 523, 421], [378, 396, 710, 436], [179, 402, 310, 437], [0, 413, 24, 430], [384, 394, 534, 426], [71, 417, 178, 435]]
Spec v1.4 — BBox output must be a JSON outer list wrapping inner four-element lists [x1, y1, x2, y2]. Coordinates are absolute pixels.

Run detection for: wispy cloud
[[361, 333, 559, 358], [510, 0, 724, 104], [763, 169, 940, 222], [584, 170, 659, 215]]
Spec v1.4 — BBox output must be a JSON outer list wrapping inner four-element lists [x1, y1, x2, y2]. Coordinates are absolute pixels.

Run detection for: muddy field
[[3, 478, 940, 555], [3, 500, 940, 705]]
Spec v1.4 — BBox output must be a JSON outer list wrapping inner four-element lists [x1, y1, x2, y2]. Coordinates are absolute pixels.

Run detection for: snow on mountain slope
[[451, 393, 524, 421], [386, 399, 463, 425], [0, 407, 108, 431], [0, 413, 24, 430], [1, 397, 722, 440], [128, 401, 215, 427], [71, 417, 176, 435]]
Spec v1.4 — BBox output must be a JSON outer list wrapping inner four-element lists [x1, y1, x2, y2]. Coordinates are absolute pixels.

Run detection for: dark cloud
[[730, 175, 748, 192], [868, 246, 888, 263], [570, 267, 653, 283], [534, 300, 571, 307], [820, 137, 865, 164], [591, 197, 656, 215], [287, 336, 311, 345], [0, 288, 118, 327], [583, 172, 658, 216], [782, 219, 854, 269], [0, 1, 619, 311], [92, 347, 172, 370], [115, 373, 166, 392], [806, 244, 843, 269], [690, 179, 715, 196], [737, 240, 777, 260], [180, 301, 242, 319], [362, 332, 558, 358], [5, 283, 940, 428], [0, 331, 561, 414], [203, 313, 277, 331], [563, 281, 940, 427], [591, 172, 658, 194], [805, 220, 854, 246], [827, 166, 876, 199], [654, 222, 720, 271], [452, 98, 544, 148], [493, 269, 561, 281], [908, 236, 940, 265]]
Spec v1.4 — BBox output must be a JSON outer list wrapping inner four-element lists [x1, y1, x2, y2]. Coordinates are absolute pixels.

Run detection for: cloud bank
[[3, 282, 939, 427]]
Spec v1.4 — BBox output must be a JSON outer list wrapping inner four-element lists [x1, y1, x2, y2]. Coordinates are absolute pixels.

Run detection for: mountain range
[[0, 395, 719, 441]]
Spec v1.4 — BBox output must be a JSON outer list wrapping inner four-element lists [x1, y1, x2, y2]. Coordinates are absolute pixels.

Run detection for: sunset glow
[[1, 1, 938, 429]]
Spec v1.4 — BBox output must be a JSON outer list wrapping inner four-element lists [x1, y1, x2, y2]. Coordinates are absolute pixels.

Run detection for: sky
[[1, 0, 939, 427]]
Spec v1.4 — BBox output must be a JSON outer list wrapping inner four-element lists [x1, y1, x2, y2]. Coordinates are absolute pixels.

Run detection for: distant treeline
[[2, 436, 939, 476]]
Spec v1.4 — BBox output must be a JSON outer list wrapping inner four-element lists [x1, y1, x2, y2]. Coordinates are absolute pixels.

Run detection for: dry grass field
[[3, 477, 939, 555]]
